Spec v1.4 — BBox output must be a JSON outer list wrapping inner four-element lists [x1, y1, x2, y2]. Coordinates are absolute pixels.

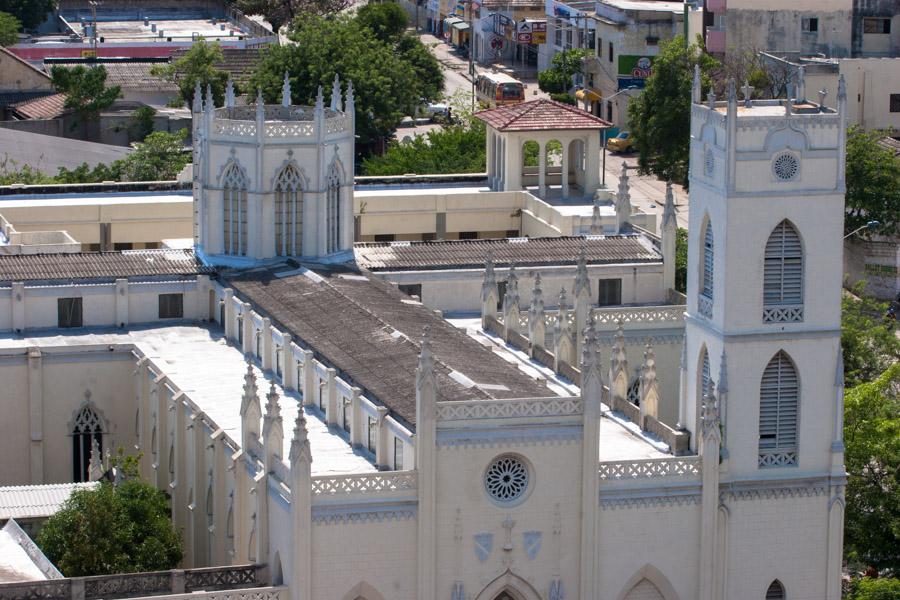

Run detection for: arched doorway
[[474, 570, 543, 600]]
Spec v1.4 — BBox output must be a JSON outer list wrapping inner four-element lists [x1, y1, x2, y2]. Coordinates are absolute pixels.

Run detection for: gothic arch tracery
[[325, 156, 344, 255], [273, 161, 306, 257], [616, 564, 680, 600], [220, 160, 249, 256]]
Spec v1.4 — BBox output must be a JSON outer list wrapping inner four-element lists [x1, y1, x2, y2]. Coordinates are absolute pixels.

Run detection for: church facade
[[0, 74, 846, 600]]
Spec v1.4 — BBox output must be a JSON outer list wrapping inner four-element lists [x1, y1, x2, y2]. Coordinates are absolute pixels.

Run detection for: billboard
[[617, 55, 654, 89]]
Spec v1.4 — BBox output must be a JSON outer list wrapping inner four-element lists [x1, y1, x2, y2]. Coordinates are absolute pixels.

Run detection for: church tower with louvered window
[[681, 73, 847, 599]]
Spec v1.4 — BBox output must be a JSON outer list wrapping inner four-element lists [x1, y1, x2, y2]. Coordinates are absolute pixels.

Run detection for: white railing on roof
[[598, 456, 701, 481], [591, 305, 685, 327], [435, 397, 582, 421], [310, 471, 417, 497]]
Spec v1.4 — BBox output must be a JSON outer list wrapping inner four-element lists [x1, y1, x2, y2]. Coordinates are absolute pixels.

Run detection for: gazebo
[[475, 99, 611, 199]]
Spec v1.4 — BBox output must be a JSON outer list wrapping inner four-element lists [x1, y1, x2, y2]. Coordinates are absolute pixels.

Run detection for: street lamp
[[600, 86, 638, 188], [843, 220, 880, 239]]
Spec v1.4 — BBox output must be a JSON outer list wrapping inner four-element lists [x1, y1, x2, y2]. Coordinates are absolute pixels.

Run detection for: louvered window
[[222, 164, 248, 256], [765, 580, 785, 599], [763, 221, 803, 323], [759, 352, 799, 467], [274, 164, 303, 257], [326, 164, 342, 254], [699, 220, 713, 317]]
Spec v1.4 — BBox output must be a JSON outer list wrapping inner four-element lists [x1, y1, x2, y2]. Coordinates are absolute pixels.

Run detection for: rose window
[[485, 455, 529, 503], [773, 153, 799, 181]]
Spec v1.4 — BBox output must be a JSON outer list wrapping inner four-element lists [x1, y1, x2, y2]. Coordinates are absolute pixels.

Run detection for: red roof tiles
[[11, 93, 68, 120], [475, 99, 611, 132]]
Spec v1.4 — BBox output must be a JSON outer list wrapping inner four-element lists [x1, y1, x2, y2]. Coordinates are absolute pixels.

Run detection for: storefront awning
[[575, 89, 601, 103], [451, 20, 471, 31], [444, 16, 464, 26]]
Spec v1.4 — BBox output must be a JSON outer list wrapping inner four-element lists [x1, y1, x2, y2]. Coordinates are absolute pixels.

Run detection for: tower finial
[[590, 194, 602, 234], [692, 63, 701, 103], [662, 181, 676, 229], [417, 326, 435, 385], [281, 71, 292, 107], [289, 404, 311, 465], [192, 80, 203, 113], [331, 73, 341, 111], [344, 80, 355, 111], [225, 77, 235, 108], [204, 83, 214, 114], [256, 87, 265, 121], [315, 85, 324, 113]]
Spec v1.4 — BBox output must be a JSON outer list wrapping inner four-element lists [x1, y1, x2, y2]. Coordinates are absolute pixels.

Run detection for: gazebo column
[[561, 141, 570, 198], [538, 140, 547, 196], [505, 136, 522, 191], [584, 132, 601, 193], [486, 130, 496, 189], [498, 137, 506, 191]]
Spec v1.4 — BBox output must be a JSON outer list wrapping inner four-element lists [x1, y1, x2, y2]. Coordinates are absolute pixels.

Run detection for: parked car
[[607, 131, 634, 153], [423, 102, 451, 122]]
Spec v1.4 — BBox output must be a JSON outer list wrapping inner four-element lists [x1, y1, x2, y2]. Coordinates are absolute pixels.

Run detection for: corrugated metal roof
[[475, 99, 611, 132], [0, 482, 99, 520], [0, 128, 133, 172], [0, 249, 213, 283], [354, 235, 660, 271], [11, 93, 68, 120]]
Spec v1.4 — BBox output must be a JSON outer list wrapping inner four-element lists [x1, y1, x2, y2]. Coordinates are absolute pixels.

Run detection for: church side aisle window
[[758, 351, 799, 468], [765, 580, 785, 599], [763, 221, 804, 323], [699, 219, 714, 318], [326, 166, 341, 254], [72, 405, 103, 482], [223, 164, 248, 256], [275, 164, 303, 256]]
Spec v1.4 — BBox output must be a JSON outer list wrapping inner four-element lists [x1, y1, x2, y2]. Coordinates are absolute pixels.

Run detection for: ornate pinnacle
[[641, 342, 656, 384], [289, 404, 312, 465], [204, 83, 214, 114], [344, 80, 355, 109], [837, 74, 846, 102], [416, 326, 435, 386], [504, 263, 519, 307], [192, 80, 203, 113], [580, 320, 599, 371], [315, 85, 324, 112], [574, 247, 590, 298], [529, 273, 544, 315], [718, 350, 728, 394], [590, 195, 602, 234], [281, 71, 291, 107], [796, 66, 806, 102], [225, 77, 235, 108], [726, 78, 736, 103], [240, 361, 259, 417], [662, 182, 676, 229], [265, 381, 281, 421], [557, 287, 568, 314], [701, 380, 720, 440], [617, 162, 630, 203], [255, 87, 265, 121], [692, 63, 701, 103], [707, 89, 716, 109], [331, 73, 341, 111]]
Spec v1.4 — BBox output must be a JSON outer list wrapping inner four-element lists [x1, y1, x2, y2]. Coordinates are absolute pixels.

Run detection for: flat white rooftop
[[0, 326, 376, 477], [91, 19, 245, 42], [0, 193, 191, 208]]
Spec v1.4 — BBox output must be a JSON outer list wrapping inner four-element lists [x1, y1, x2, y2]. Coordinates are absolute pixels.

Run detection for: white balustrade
[[310, 471, 417, 496], [598, 456, 701, 481], [435, 397, 583, 421], [591, 305, 686, 326]]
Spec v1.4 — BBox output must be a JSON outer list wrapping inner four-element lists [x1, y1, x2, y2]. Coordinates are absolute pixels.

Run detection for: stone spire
[[344, 80, 355, 112], [661, 181, 677, 292], [192, 80, 203, 113], [528, 273, 544, 319], [796, 65, 806, 102], [837, 74, 847, 103], [662, 182, 676, 229], [263, 381, 284, 471], [615, 163, 631, 233], [330, 73, 341, 111], [707, 88, 716, 109], [481, 252, 499, 326], [574, 247, 590, 299], [590, 195, 602, 234], [416, 326, 436, 390], [225, 77, 235, 108], [240, 361, 262, 452], [255, 87, 265, 121], [580, 321, 601, 385], [726, 78, 736, 116], [315, 85, 324, 114], [281, 71, 292, 107], [502, 263, 519, 315], [691, 63, 701, 104], [88, 437, 103, 481], [288, 402, 312, 465], [204, 83, 214, 114], [701, 380, 720, 442], [608, 320, 628, 403], [639, 342, 660, 421], [717, 350, 728, 394], [553, 287, 574, 369]]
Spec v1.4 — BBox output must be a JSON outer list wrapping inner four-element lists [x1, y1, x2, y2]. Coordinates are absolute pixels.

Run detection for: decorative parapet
[[591, 305, 685, 328], [209, 106, 348, 142], [435, 397, 583, 421], [310, 471, 417, 498], [598, 456, 701, 482], [0, 566, 267, 600], [130, 587, 287, 600]]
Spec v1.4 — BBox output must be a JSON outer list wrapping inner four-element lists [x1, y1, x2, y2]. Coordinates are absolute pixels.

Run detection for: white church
[[0, 70, 848, 600]]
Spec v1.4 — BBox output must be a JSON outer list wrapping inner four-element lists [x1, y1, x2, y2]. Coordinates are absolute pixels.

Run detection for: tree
[[714, 48, 772, 98], [538, 48, 587, 95], [250, 14, 443, 153], [49, 65, 121, 132], [0, 0, 53, 30], [849, 578, 900, 600], [151, 40, 229, 109], [130, 106, 156, 142], [843, 363, 900, 574], [841, 284, 900, 388], [675, 227, 688, 293], [627, 35, 719, 186], [356, 1, 408, 43], [0, 11, 20, 46], [362, 120, 486, 175], [236, 0, 352, 32], [845, 126, 900, 237], [115, 129, 190, 182], [37, 479, 182, 576]]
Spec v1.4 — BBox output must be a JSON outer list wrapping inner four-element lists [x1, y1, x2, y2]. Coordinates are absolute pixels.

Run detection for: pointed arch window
[[222, 163, 248, 256], [72, 404, 104, 482], [274, 163, 303, 256], [759, 352, 799, 468], [699, 347, 711, 402], [226, 497, 235, 557], [326, 164, 342, 254], [765, 580, 785, 599], [698, 219, 714, 318], [763, 221, 803, 323]]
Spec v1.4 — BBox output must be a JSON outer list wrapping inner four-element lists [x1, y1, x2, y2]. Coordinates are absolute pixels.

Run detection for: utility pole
[[89, 0, 99, 55], [469, 0, 475, 113]]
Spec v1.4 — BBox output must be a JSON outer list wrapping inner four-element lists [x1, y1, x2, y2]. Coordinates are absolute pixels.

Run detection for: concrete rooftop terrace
[[0, 325, 376, 476], [85, 20, 246, 43]]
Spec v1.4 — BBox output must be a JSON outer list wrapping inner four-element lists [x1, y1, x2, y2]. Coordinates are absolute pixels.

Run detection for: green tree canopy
[[841, 284, 900, 388], [250, 14, 443, 153], [362, 120, 486, 175], [537, 48, 587, 94], [845, 126, 900, 237], [37, 479, 182, 576], [848, 578, 900, 600], [49, 65, 121, 124], [843, 363, 900, 573], [0, 0, 52, 30], [151, 40, 229, 108], [0, 11, 20, 46], [626, 35, 719, 186], [235, 0, 352, 32], [356, 1, 408, 43]]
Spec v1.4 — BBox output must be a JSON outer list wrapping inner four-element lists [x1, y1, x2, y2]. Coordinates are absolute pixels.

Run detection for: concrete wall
[[724, 5, 853, 57], [0, 51, 53, 93]]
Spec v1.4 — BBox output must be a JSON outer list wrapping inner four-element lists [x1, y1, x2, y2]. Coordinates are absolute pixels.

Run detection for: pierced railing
[[184, 565, 260, 592], [591, 305, 685, 326], [698, 294, 713, 319], [598, 456, 701, 481], [435, 397, 583, 421], [758, 450, 797, 468], [138, 588, 287, 600], [762, 305, 803, 323], [0, 579, 70, 600], [310, 471, 417, 496], [84, 573, 170, 599], [213, 120, 257, 137]]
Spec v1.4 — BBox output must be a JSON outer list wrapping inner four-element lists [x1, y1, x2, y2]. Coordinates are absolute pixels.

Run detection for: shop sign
[[617, 55, 654, 78]]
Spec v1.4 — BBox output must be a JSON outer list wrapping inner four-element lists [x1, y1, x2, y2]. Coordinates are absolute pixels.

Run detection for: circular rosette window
[[484, 454, 530, 505]]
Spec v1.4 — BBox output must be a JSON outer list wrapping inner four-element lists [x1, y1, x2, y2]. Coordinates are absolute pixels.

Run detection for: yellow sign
[[532, 31, 546, 44], [81, 49, 97, 58]]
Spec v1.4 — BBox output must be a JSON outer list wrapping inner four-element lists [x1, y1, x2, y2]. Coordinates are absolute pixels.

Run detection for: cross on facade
[[741, 81, 754, 107], [818, 88, 828, 110]]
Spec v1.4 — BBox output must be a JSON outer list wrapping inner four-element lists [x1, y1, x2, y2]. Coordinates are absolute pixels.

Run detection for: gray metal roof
[[354, 235, 662, 272], [0, 482, 99, 521], [0, 249, 212, 283], [226, 266, 553, 427], [0, 128, 133, 173]]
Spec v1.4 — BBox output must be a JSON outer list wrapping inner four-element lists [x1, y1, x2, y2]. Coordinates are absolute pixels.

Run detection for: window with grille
[[394, 437, 404, 470], [274, 164, 303, 257], [222, 163, 248, 256], [765, 580, 785, 599], [699, 219, 714, 317], [864, 17, 890, 34], [598, 279, 622, 306], [763, 221, 803, 323], [58, 297, 83, 328], [759, 351, 799, 468], [367, 417, 377, 454], [326, 164, 342, 254], [158, 293, 184, 319]]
